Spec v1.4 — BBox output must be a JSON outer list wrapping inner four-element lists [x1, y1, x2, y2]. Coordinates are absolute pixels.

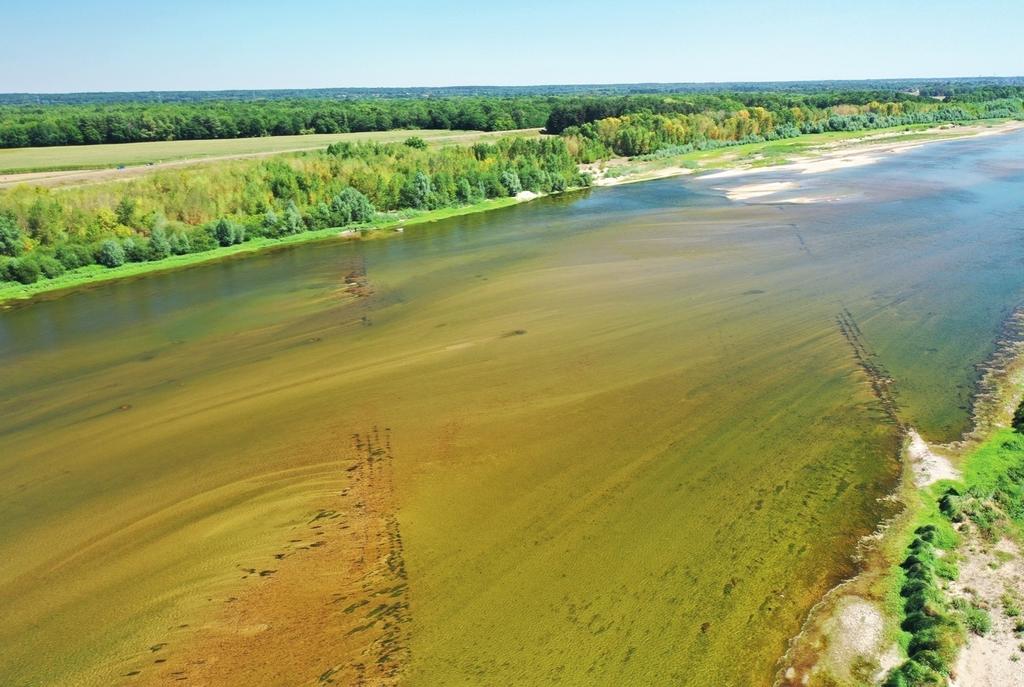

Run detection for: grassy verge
[[881, 424, 1024, 686], [0, 196, 523, 304]]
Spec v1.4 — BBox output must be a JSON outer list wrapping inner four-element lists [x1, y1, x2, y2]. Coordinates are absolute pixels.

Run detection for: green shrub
[[962, 605, 992, 635], [34, 254, 65, 279], [6, 257, 41, 283], [168, 231, 191, 255], [500, 170, 522, 195], [188, 230, 216, 253], [212, 218, 239, 247], [883, 658, 944, 687], [54, 243, 94, 269], [329, 187, 375, 226], [95, 239, 126, 268], [122, 237, 152, 262], [0, 212, 26, 256], [149, 225, 172, 259]]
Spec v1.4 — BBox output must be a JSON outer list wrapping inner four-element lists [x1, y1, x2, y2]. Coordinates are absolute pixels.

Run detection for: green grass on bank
[[881, 424, 1024, 686], [0, 128, 543, 174], [0, 196, 523, 304]]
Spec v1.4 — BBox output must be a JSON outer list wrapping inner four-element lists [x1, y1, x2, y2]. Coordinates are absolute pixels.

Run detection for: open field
[[0, 127, 543, 181]]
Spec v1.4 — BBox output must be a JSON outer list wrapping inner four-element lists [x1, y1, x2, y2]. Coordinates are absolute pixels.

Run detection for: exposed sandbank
[[708, 121, 1024, 204], [907, 429, 960, 487]]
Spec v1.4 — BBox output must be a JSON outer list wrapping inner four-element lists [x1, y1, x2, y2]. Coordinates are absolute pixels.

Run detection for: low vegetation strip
[[882, 403, 1024, 687]]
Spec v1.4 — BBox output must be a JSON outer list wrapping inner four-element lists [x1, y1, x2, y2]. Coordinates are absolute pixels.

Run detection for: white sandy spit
[[906, 428, 960, 487], [723, 181, 796, 200], [592, 165, 693, 187]]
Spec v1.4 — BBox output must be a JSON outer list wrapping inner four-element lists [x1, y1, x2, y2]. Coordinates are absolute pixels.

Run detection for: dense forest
[[0, 136, 585, 284], [555, 96, 1024, 157], [3, 78, 1024, 149], [0, 98, 555, 148]]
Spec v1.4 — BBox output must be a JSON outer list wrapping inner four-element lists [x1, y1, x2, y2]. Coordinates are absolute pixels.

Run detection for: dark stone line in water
[[836, 307, 904, 431]]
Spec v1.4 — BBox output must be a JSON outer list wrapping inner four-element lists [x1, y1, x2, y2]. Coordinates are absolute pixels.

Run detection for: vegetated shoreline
[[591, 119, 1024, 195], [1, 120, 1020, 308], [776, 304, 1024, 687], [0, 196, 525, 307]]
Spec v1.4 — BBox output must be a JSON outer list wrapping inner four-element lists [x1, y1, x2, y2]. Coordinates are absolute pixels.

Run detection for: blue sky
[[3, 0, 1023, 92]]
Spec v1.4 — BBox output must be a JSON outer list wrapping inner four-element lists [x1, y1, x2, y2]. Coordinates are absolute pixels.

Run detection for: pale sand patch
[[515, 190, 540, 202], [703, 121, 1024, 186], [949, 538, 1024, 687], [591, 165, 692, 187], [907, 428, 960, 487], [829, 597, 901, 676], [790, 153, 891, 175], [723, 181, 796, 200], [800, 596, 902, 685], [768, 195, 839, 205]]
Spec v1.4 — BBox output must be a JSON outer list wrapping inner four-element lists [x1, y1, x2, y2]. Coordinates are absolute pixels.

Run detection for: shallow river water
[[2, 132, 1024, 686]]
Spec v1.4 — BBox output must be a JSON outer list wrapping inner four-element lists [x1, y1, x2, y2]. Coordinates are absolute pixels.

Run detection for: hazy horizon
[[2, 74, 1023, 97], [5, 0, 1024, 93]]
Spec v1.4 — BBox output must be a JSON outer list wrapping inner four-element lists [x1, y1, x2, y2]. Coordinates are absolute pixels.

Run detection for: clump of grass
[[939, 487, 1001, 539], [955, 600, 991, 636], [1003, 591, 1021, 618]]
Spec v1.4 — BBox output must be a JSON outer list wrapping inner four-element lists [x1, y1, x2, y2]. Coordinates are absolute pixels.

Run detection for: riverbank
[[590, 119, 1024, 196], [777, 306, 1024, 687], [3, 119, 1020, 308], [0, 197, 525, 306]]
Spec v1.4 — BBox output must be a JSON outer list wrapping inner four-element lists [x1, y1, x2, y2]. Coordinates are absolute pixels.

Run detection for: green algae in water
[[2, 133, 1024, 686]]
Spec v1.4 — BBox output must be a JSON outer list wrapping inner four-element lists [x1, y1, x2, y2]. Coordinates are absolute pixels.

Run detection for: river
[[2, 132, 1024, 686]]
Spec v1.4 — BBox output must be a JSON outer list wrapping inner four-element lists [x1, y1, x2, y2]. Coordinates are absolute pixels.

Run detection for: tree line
[[0, 98, 555, 148], [543, 90, 1024, 134], [4, 77, 1022, 106], [558, 98, 1024, 157], [5, 81, 1024, 149], [0, 136, 587, 284]]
